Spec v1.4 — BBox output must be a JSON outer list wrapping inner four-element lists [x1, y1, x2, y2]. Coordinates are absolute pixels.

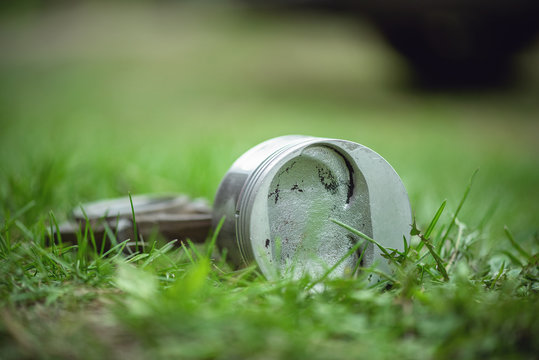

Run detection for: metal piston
[[212, 135, 412, 280]]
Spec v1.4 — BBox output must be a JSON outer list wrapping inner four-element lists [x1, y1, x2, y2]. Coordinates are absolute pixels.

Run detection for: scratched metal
[[213, 136, 412, 281]]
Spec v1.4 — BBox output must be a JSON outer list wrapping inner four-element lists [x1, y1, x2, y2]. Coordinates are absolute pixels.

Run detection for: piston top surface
[[212, 136, 412, 281]]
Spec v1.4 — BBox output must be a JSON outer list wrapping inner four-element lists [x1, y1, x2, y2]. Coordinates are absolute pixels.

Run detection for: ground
[[0, 3, 538, 359]]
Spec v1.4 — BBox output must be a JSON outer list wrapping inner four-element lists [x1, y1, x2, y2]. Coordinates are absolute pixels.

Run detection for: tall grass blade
[[187, 239, 203, 260], [181, 242, 195, 265], [439, 169, 478, 250], [128, 192, 139, 253], [78, 205, 98, 257], [352, 241, 369, 275], [102, 238, 130, 259], [416, 200, 446, 252], [49, 211, 62, 248], [331, 218, 393, 260], [424, 200, 446, 239], [490, 261, 505, 289], [504, 226, 531, 261], [0, 232, 8, 257], [421, 240, 449, 281], [14, 220, 33, 241], [207, 216, 225, 258], [10, 200, 36, 225]]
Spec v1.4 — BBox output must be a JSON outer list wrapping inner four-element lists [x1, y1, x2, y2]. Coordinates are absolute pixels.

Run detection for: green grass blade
[[14, 220, 34, 240], [207, 216, 225, 258], [425, 200, 447, 240], [439, 169, 478, 248], [331, 218, 393, 260], [128, 192, 139, 253], [10, 200, 36, 225], [490, 261, 505, 289], [500, 250, 523, 266], [419, 237, 449, 281], [361, 267, 398, 285], [352, 240, 369, 275], [141, 239, 177, 268], [416, 200, 446, 252], [78, 206, 98, 257], [102, 238, 130, 258], [181, 242, 195, 265], [504, 226, 531, 261], [187, 239, 203, 260], [49, 211, 63, 249], [307, 234, 365, 290], [403, 235, 409, 256], [0, 232, 9, 257]]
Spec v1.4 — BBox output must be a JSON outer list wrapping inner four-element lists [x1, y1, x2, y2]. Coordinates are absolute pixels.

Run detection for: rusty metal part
[[51, 194, 212, 249]]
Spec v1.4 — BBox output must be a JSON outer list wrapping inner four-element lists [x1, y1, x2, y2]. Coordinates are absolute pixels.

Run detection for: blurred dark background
[[3, 0, 539, 89], [248, 0, 539, 88]]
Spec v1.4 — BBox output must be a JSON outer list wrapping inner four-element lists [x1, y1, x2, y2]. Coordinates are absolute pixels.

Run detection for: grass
[[1, 176, 537, 360], [0, 2, 538, 359]]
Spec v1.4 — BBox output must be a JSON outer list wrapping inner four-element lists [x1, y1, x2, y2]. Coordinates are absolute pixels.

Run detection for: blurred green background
[[1, 1, 538, 241]]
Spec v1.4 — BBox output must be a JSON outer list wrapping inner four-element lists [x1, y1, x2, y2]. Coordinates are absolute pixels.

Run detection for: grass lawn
[[1, 3, 538, 359]]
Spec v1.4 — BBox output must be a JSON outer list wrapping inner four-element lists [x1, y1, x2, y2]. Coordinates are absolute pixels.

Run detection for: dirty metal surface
[[213, 136, 412, 281], [52, 194, 212, 249]]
